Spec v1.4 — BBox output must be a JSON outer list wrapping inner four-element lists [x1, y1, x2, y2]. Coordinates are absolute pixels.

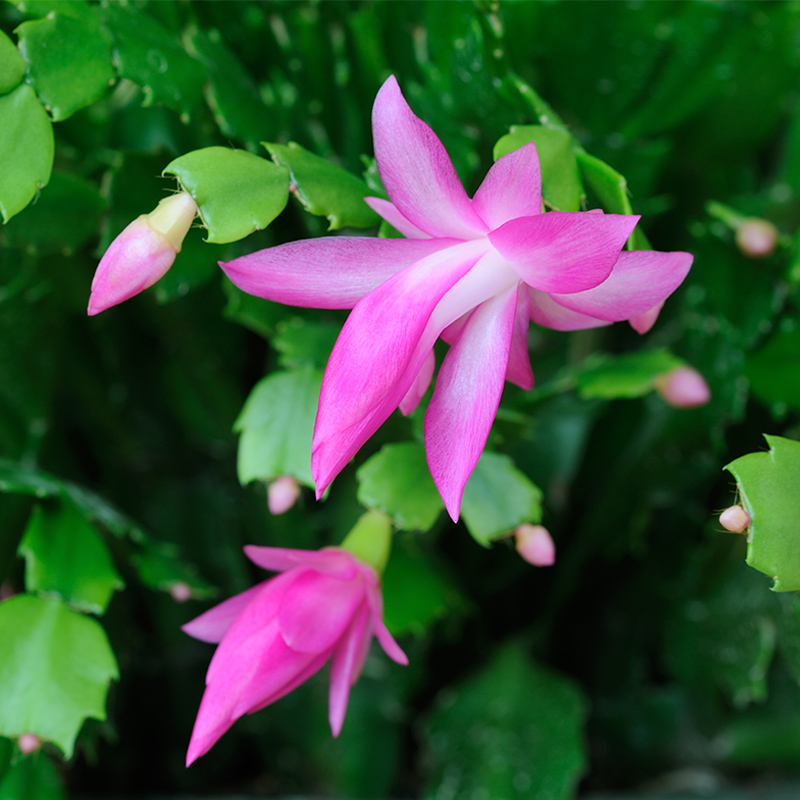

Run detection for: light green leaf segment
[[725, 435, 800, 591], [0, 596, 118, 758], [0, 29, 26, 94]]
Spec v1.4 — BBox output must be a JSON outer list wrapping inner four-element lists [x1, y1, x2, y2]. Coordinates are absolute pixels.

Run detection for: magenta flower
[[182, 541, 406, 766], [88, 192, 197, 316], [220, 76, 693, 519]]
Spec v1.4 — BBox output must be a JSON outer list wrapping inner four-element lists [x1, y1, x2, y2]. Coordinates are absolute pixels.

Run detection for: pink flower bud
[[267, 476, 301, 515], [170, 581, 193, 603], [735, 218, 778, 258], [88, 192, 198, 315], [514, 524, 555, 567], [719, 504, 750, 533], [18, 734, 39, 754], [655, 366, 711, 408], [0, 580, 15, 601]]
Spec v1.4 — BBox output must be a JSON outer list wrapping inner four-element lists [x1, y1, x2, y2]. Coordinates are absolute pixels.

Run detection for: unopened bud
[[720, 505, 750, 533], [735, 218, 778, 259], [514, 524, 555, 567], [18, 734, 39, 754], [267, 476, 301, 515], [655, 366, 711, 409], [170, 581, 193, 603], [0, 580, 14, 601], [88, 192, 198, 316]]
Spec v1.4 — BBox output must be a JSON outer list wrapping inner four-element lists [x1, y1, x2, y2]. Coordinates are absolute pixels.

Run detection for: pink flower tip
[[735, 218, 778, 259], [514, 524, 556, 567], [655, 366, 711, 408], [719, 504, 750, 533], [18, 734, 40, 754], [87, 192, 197, 315], [267, 476, 301, 515]]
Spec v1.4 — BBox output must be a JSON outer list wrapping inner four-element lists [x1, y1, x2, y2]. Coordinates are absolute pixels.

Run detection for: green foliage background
[[2, 1, 800, 798]]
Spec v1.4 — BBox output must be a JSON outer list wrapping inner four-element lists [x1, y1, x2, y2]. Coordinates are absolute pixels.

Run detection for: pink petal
[[472, 142, 542, 230], [328, 603, 370, 736], [528, 288, 612, 331], [425, 285, 518, 520], [365, 582, 408, 665], [629, 301, 664, 334], [278, 569, 365, 654], [311, 240, 488, 492], [372, 76, 488, 239], [549, 250, 693, 320], [505, 286, 533, 390], [488, 212, 640, 293], [364, 197, 431, 239], [219, 236, 449, 309], [399, 350, 435, 415], [181, 582, 268, 644], [244, 545, 358, 580]]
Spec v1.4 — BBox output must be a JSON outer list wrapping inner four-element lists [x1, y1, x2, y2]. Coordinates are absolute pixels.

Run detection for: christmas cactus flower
[[182, 512, 406, 766], [220, 77, 693, 519]]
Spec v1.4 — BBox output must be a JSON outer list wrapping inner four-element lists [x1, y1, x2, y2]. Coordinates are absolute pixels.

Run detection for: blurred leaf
[[0, 753, 65, 800], [576, 151, 632, 215], [0, 740, 8, 787], [222, 281, 286, 339], [0, 29, 26, 94], [164, 146, 289, 244], [2, 172, 104, 254], [576, 349, 685, 400], [726, 435, 800, 592], [461, 452, 542, 546], [131, 539, 216, 600], [0, 83, 53, 223], [234, 367, 322, 487], [17, 503, 124, 616], [744, 326, 800, 413], [273, 316, 340, 370], [16, 12, 114, 121], [100, 4, 206, 117], [265, 142, 381, 230], [494, 125, 583, 211], [0, 595, 118, 758], [421, 644, 587, 800], [356, 442, 443, 532]]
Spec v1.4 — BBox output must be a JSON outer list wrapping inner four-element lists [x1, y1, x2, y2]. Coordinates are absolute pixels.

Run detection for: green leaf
[[17, 503, 124, 616], [461, 452, 542, 546], [576, 150, 633, 216], [0, 753, 65, 800], [575, 348, 685, 400], [16, 12, 114, 121], [421, 644, 587, 800], [222, 281, 286, 340], [0, 595, 118, 758], [264, 142, 381, 230], [233, 367, 322, 487], [164, 147, 289, 244], [493, 125, 583, 211], [744, 325, 800, 413], [272, 316, 340, 370], [0, 83, 53, 223], [356, 442, 443, 532], [725, 435, 800, 591], [131, 539, 216, 600], [0, 30, 26, 95]]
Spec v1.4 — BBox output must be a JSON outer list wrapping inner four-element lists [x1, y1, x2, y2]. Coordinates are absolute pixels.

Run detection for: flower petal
[[399, 350, 435, 415], [425, 285, 518, 520], [181, 582, 267, 644], [372, 76, 488, 239], [472, 142, 542, 230], [528, 288, 612, 331], [244, 545, 358, 580], [549, 250, 693, 320], [364, 197, 431, 239], [219, 236, 449, 309], [505, 285, 534, 390], [365, 582, 408, 665], [328, 603, 370, 736], [489, 212, 640, 293], [629, 301, 663, 334]]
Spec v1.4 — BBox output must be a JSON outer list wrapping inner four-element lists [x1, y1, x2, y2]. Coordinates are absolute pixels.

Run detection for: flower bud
[[514, 524, 555, 567], [88, 192, 198, 316], [655, 366, 711, 408], [18, 734, 39, 754], [170, 581, 193, 603], [719, 504, 750, 533], [267, 476, 301, 515], [735, 218, 778, 259]]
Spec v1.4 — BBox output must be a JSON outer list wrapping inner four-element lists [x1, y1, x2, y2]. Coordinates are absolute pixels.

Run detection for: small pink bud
[[88, 192, 198, 315], [655, 366, 711, 408], [720, 505, 750, 533], [18, 734, 39, 754], [267, 476, 301, 515], [514, 524, 556, 567], [170, 581, 193, 603], [735, 218, 778, 258], [629, 302, 664, 335], [0, 580, 15, 601]]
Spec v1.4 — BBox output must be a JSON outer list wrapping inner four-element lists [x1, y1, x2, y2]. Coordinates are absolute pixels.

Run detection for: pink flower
[[654, 366, 711, 408], [220, 76, 693, 519], [182, 539, 406, 766], [88, 192, 197, 315]]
